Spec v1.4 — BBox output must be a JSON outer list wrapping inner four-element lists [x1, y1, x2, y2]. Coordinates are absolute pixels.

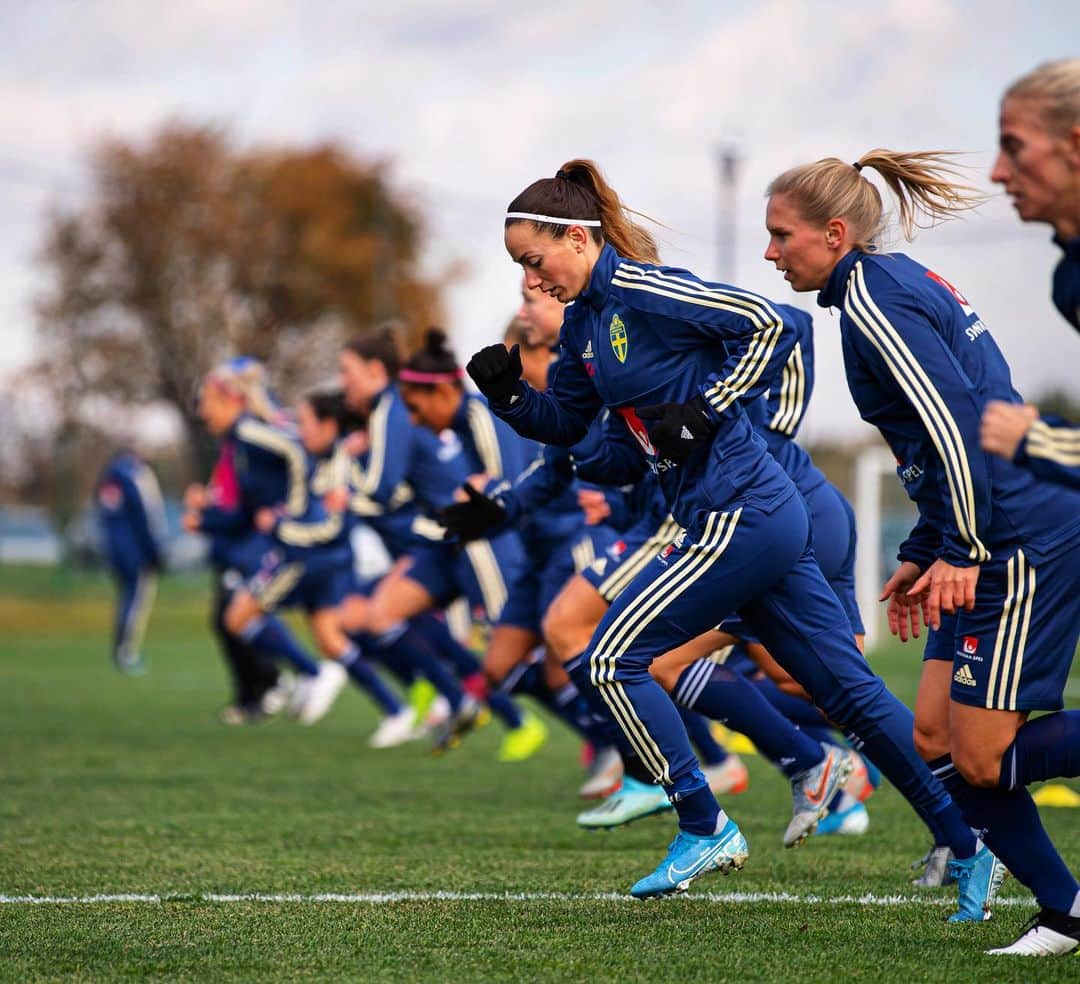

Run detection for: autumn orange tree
[[36, 121, 444, 474]]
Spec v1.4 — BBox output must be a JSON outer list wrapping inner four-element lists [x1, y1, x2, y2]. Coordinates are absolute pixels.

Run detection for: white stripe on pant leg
[[590, 513, 739, 784], [128, 573, 157, 658], [594, 513, 741, 783], [1007, 554, 1036, 712], [984, 554, 1016, 709], [589, 517, 726, 781], [996, 551, 1030, 710], [464, 541, 507, 620], [598, 517, 679, 600]]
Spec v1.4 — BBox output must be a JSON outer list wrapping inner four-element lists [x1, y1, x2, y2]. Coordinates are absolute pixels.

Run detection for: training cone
[[1031, 784, 1080, 808], [710, 722, 757, 756]]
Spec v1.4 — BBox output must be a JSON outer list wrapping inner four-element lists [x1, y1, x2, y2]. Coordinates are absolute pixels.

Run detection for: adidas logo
[[582, 339, 594, 359], [954, 664, 977, 687], [680, 425, 694, 440]]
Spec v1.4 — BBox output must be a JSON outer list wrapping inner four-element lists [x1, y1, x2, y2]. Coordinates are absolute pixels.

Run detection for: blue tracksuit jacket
[[96, 453, 165, 573], [818, 250, 1080, 568], [493, 243, 799, 527]]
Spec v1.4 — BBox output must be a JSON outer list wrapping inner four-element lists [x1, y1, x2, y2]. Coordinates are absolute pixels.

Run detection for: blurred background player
[[764, 148, 1080, 954], [981, 58, 1080, 488], [95, 448, 166, 674]]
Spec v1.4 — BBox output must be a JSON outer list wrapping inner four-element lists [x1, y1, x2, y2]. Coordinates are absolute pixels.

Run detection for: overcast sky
[[1, 0, 1077, 443]]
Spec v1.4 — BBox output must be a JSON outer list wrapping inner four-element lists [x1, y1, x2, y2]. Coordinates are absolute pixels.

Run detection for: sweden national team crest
[[609, 313, 628, 364]]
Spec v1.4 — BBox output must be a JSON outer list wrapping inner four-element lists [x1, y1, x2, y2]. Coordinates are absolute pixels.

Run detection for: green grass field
[[1, 565, 1077, 982]]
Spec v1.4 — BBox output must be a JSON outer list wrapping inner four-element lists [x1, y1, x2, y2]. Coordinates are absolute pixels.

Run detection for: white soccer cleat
[[986, 908, 1080, 956], [297, 661, 348, 726], [579, 746, 624, 799], [368, 708, 421, 749], [784, 744, 854, 848], [703, 755, 749, 796], [260, 672, 295, 716], [424, 695, 452, 729]]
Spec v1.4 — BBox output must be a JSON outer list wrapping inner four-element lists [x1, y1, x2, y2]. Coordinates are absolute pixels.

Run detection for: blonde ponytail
[[768, 150, 983, 249], [207, 357, 280, 422]]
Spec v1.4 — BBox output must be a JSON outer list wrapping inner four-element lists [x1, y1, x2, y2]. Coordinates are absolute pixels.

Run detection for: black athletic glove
[[466, 343, 523, 408], [436, 484, 508, 542], [636, 394, 717, 465]]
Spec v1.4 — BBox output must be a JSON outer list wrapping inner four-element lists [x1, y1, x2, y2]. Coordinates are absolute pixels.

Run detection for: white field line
[[0, 890, 1037, 907]]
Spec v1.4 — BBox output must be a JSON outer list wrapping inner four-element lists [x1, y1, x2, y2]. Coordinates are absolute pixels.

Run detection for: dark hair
[[399, 328, 463, 390], [343, 324, 401, 378], [302, 388, 363, 434], [505, 158, 660, 264]]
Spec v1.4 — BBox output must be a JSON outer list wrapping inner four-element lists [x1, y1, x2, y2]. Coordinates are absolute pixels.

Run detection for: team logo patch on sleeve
[[609, 314, 628, 364]]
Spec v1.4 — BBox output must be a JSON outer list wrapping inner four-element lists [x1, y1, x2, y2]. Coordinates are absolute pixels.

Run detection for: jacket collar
[[817, 250, 865, 310], [1054, 234, 1080, 261], [577, 243, 620, 312]]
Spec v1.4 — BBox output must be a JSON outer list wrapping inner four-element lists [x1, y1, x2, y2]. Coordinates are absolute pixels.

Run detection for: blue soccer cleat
[[629, 818, 749, 899], [813, 799, 869, 837], [947, 845, 1007, 922], [577, 777, 673, 829]]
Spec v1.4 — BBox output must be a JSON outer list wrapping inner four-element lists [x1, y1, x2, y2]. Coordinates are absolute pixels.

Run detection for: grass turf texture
[[1, 565, 1077, 982]]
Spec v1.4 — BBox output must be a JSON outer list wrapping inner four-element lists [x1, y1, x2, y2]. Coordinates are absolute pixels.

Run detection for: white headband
[[505, 211, 602, 227]]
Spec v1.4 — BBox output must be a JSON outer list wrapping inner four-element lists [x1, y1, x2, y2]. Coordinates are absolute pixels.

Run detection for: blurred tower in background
[[714, 143, 741, 283]]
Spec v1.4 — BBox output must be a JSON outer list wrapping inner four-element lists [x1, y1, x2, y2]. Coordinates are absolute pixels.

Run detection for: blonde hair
[[207, 357, 279, 422], [1003, 58, 1080, 138], [767, 150, 984, 249], [506, 158, 660, 264]]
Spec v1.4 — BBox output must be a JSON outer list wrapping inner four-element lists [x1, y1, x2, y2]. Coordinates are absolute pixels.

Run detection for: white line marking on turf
[[0, 891, 1037, 907]]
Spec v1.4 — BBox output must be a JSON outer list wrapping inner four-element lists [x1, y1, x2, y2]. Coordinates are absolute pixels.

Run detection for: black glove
[[436, 484, 508, 542], [466, 344, 523, 408], [636, 394, 717, 465]]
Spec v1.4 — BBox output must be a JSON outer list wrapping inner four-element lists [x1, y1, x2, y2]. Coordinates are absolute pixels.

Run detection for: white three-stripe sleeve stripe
[[237, 419, 309, 517], [611, 264, 785, 415], [590, 511, 741, 783], [1025, 420, 1080, 466], [355, 396, 391, 497], [845, 263, 988, 562], [769, 342, 806, 436], [468, 401, 504, 478]]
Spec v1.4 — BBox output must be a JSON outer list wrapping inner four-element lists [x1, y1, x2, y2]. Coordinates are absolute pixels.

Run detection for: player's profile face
[[505, 224, 591, 303], [198, 378, 241, 436], [338, 351, 381, 410], [763, 194, 836, 292], [516, 276, 564, 347], [400, 384, 456, 432], [991, 97, 1078, 226], [296, 401, 335, 455]]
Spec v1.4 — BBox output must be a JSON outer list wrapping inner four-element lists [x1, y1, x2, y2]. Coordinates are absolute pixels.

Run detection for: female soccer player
[[980, 58, 1080, 488], [95, 449, 166, 674], [763, 149, 1080, 955], [468, 160, 995, 911], [185, 359, 346, 725]]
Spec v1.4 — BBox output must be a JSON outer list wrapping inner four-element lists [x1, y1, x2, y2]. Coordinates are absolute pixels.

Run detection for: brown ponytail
[[768, 150, 984, 249], [505, 159, 660, 264]]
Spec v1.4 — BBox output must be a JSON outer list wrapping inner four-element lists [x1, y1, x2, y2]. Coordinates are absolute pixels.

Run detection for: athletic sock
[[369, 623, 464, 713], [930, 754, 1077, 907], [670, 780, 726, 837], [999, 710, 1080, 789], [238, 616, 320, 677], [412, 611, 482, 676], [674, 661, 822, 778], [338, 644, 403, 715], [677, 705, 729, 767]]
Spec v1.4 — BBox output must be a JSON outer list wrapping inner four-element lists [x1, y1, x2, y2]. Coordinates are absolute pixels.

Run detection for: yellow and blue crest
[[609, 313, 628, 364]]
